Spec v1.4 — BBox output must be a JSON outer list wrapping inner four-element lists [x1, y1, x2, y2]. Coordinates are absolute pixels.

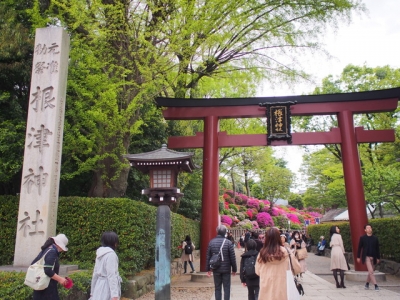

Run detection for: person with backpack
[[30, 234, 69, 300], [181, 235, 196, 274], [206, 225, 237, 300], [240, 239, 260, 300]]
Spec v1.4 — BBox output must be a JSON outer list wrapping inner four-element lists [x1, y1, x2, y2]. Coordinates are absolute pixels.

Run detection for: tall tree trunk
[[244, 170, 250, 197], [88, 134, 131, 198], [231, 169, 236, 198]]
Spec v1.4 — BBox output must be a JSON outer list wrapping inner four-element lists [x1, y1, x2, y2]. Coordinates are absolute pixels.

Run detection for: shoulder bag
[[286, 248, 302, 276], [209, 239, 227, 270], [24, 249, 55, 290], [296, 247, 308, 260], [286, 248, 304, 299]]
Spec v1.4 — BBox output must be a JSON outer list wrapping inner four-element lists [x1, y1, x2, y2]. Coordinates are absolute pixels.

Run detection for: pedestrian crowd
[[27, 223, 381, 300], [205, 223, 380, 300]]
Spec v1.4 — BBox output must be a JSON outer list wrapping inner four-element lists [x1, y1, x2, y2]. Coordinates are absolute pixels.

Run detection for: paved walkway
[[173, 248, 400, 300]]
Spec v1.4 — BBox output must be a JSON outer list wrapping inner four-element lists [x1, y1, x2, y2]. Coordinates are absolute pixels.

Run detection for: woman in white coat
[[329, 226, 348, 288], [90, 231, 122, 300]]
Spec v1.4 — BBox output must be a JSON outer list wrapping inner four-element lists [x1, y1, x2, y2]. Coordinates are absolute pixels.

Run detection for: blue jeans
[[247, 285, 259, 300], [183, 261, 194, 272], [213, 272, 231, 300]]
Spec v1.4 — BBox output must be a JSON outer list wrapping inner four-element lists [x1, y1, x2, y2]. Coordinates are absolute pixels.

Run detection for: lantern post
[[124, 144, 195, 300]]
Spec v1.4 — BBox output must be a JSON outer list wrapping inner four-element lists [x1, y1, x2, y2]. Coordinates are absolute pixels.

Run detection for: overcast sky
[[264, 0, 400, 188]]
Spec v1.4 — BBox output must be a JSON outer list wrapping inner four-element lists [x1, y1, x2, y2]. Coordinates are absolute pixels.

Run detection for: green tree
[[11, 0, 364, 198], [288, 192, 304, 210], [0, 0, 34, 194], [299, 64, 400, 214]]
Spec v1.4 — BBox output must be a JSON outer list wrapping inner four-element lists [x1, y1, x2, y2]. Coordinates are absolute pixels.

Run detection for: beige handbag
[[295, 247, 308, 260]]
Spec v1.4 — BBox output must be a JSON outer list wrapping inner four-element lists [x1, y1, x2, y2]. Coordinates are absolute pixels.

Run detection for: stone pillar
[[200, 115, 220, 272], [155, 205, 171, 300], [14, 27, 70, 266], [337, 110, 368, 271]]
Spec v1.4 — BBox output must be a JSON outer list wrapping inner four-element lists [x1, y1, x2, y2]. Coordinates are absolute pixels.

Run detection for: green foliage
[[300, 64, 400, 212], [0, 269, 93, 300], [308, 218, 400, 262], [0, 271, 32, 300], [288, 193, 304, 210], [0, 195, 19, 264], [229, 204, 239, 212], [0, 196, 200, 275], [290, 223, 302, 230], [0, 0, 33, 195], [272, 215, 290, 229], [11, 0, 362, 198]]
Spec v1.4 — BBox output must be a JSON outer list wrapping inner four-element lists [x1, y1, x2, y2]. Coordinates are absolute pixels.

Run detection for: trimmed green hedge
[[307, 218, 400, 262], [0, 196, 200, 274], [0, 270, 93, 300]]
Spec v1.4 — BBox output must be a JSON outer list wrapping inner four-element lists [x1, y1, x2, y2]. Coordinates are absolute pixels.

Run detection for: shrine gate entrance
[[156, 88, 400, 272]]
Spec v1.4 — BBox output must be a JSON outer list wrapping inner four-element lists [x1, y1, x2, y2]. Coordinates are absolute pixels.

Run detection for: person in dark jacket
[[251, 232, 263, 252], [206, 225, 237, 300], [240, 239, 260, 300], [31, 234, 69, 300], [357, 224, 381, 291]]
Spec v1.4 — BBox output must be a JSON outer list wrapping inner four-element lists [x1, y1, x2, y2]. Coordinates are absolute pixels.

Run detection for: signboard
[[259, 101, 295, 145]]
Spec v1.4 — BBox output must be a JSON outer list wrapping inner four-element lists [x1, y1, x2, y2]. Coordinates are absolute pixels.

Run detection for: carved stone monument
[[13, 27, 70, 266]]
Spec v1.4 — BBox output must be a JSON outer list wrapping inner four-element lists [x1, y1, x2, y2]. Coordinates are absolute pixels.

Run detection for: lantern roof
[[124, 144, 195, 173]]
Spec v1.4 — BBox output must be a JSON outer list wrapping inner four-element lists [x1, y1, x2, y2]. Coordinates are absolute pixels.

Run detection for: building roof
[[320, 208, 348, 223], [124, 144, 195, 173]]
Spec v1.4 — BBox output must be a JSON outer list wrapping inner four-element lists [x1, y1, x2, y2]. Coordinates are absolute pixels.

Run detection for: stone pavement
[[173, 247, 400, 300]]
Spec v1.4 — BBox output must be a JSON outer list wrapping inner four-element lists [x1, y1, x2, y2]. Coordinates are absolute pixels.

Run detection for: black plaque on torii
[[259, 101, 296, 145]]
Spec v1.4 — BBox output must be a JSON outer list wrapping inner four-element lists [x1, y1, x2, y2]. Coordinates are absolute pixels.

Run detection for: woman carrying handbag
[[290, 231, 307, 277], [255, 228, 301, 300]]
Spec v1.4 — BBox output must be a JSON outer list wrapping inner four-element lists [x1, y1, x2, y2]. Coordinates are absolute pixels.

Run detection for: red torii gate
[[156, 88, 400, 272]]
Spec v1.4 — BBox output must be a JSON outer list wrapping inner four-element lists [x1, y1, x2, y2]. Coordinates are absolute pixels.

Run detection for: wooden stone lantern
[[124, 144, 195, 300]]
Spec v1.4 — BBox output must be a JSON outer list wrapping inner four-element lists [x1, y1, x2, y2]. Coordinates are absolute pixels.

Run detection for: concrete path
[[175, 247, 400, 300]]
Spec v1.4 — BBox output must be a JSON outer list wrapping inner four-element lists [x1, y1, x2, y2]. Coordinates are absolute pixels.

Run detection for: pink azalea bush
[[256, 212, 274, 228], [308, 211, 322, 218], [246, 209, 253, 219], [251, 221, 260, 230], [286, 213, 300, 224], [270, 207, 281, 216], [240, 194, 249, 205], [247, 199, 260, 210], [261, 205, 270, 212], [221, 215, 233, 226], [219, 191, 322, 229]]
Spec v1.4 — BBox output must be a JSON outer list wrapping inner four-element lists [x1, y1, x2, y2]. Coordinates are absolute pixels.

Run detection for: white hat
[[52, 234, 69, 251]]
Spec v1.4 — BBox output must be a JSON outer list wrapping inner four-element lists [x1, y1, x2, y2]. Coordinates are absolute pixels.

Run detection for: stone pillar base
[[190, 272, 214, 283], [346, 270, 386, 282]]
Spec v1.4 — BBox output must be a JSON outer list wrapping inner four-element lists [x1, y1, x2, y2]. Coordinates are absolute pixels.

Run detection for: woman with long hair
[[181, 235, 196, 274], [256, 227, 293, 300], [31, 234, 69, 300], [329, 226, 348, 288], [290, 230, 307, 276]]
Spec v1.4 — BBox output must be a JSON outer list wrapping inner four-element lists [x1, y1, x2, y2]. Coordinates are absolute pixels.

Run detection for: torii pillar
[[201, 116, 220, 270]]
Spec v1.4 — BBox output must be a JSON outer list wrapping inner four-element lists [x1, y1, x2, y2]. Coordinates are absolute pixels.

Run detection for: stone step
[[346, 270, 387, 282]]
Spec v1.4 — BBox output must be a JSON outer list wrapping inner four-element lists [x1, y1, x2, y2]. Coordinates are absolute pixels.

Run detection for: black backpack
[[243, 255, 258, 279], [184, 242, 193, 254]]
